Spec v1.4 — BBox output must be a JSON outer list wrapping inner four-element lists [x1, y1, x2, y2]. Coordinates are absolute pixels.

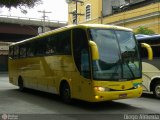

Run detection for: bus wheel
[[153, 82, 160, 99], [60, 82, 71, 103], [18, 77, 24, 91]]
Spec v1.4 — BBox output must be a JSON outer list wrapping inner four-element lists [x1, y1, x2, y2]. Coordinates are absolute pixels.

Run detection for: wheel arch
[[59, 79, 71, 95], [150, 77, 160, 92]]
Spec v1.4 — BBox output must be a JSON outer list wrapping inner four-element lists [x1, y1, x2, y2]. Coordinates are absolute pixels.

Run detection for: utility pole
[[38, 10, 52, 32], [67, 0, 84, 24]]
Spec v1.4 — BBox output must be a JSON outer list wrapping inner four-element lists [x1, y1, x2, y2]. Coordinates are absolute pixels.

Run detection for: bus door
[[72, 28, 92, 100]]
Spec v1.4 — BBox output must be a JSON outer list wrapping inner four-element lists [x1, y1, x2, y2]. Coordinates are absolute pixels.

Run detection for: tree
[[0, 0, 42, 13], [135, 26, 155, 35]]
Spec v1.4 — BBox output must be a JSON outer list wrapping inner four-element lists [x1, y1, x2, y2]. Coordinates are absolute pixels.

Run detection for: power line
[[38, 10, 52, 33]]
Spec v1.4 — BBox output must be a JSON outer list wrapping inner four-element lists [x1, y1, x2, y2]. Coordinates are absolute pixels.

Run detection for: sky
[[0, 0, 68, 22]]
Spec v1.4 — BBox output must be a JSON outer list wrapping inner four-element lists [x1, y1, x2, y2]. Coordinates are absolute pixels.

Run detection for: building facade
[[68, 0, 160, 33]]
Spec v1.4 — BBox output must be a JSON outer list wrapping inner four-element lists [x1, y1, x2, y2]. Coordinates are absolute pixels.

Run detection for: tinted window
[[19, 44, 26, 58], [138, 39, 160, 58], [46, 30, 71, 55], [35, 39, 46, 56], [59, 30, 71, 55], [152, 45, 160, 58], [9, 46, 14, 58], [26, 42, 35, 57], [139, 46, 148, 58], [11, 30, 71, 58], [14, 46, 19, 59], [148, 39, 160, 58], [72, 28, 90, 78], [46, 35, 57, 55]]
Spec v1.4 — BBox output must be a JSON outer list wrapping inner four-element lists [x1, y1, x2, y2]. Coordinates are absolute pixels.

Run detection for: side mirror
[[141, 43, 153, 60], [89, 41, 99, 60]]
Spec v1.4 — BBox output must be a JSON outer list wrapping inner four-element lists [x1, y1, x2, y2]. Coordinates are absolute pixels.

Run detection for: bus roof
[[10, 24, 133, 46], [77, 24, 133, 31], [136, 34, 160, 41]]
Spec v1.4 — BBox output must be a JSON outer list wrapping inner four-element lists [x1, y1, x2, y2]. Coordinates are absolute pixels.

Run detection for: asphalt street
[[0, 74, 160, 120]]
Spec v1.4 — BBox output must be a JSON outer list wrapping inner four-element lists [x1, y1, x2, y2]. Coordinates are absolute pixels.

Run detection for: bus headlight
[[94, 86, 110, 92]]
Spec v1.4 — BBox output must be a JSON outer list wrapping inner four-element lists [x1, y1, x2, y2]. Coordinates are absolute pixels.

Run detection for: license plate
[[119, 93, 127, 98]]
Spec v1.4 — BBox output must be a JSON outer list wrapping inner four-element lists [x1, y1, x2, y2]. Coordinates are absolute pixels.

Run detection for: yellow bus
[[8, 24, 152, 103]]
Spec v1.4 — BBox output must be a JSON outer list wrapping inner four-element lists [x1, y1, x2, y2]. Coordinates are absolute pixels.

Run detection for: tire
[[60, 82, 72, 103], [153, 82, 160, 99], [18, 78, 24, 91]]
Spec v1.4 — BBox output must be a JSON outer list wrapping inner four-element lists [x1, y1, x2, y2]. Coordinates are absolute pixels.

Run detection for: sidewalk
[[0, 72, 8, 77], [0, 72, 8, 74]]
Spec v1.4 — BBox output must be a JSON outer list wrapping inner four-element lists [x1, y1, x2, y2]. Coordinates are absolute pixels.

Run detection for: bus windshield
[[89, 28, 141, 81]]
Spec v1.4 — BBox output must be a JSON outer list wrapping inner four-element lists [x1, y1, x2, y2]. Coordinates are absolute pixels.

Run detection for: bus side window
[[46, 30, 71, 55], [46, 36, 55, 55], [59, 30, 71, 55], [14, 46, 19, 59], [46, 35, 58, 55], [73, 28, 91, 79], [9, 46, 14, 59], [152, 45, 160, 58], [19, 44, 27, 58], [56, 30, 71, 55], [138, 42, 148, 59], [140, 47, 148, 59], [27, 42, 35, 57], [35, 39, 46, 56]]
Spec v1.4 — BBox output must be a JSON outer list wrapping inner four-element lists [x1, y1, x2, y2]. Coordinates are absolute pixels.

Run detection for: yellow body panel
[[8, 55, 142, 102]]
